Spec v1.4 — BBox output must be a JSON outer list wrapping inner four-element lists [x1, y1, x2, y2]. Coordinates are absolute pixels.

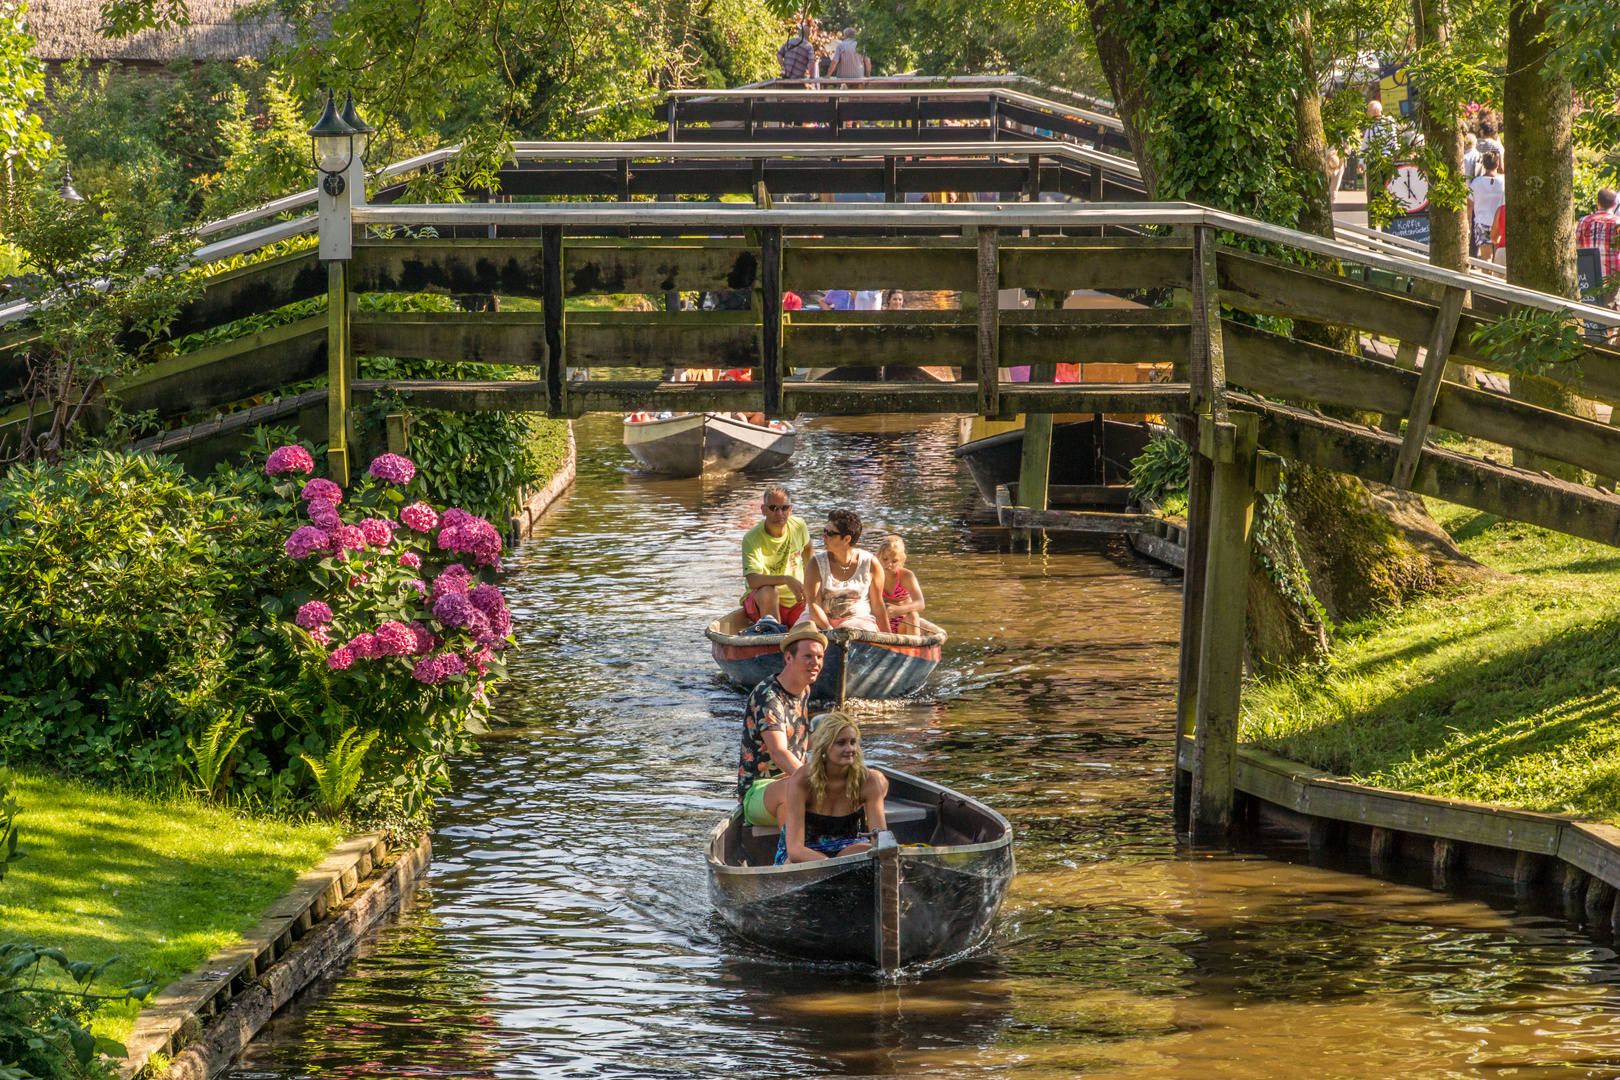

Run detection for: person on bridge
[[741, 485, 813, 628], [797, 508, 890, 634], [774, 713, 889, 864], [1577, 189, 1620, 330], [777, 25, 816, 82], [827, 27, 871, 82], [737, 624, 826, 829]]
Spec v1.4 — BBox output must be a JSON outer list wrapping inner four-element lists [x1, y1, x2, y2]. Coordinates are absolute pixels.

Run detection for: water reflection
[[232, 414, 1620, 1079]]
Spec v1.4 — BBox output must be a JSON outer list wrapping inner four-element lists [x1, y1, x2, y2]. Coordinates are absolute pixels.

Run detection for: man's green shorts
[[742, 777, 781, 827]]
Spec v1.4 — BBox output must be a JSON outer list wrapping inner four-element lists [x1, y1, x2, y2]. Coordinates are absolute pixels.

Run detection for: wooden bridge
[[3, 89, 1619, 846]]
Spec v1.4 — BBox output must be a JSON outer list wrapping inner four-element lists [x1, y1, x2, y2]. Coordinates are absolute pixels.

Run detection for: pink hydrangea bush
[[263, 447, 516, 806]]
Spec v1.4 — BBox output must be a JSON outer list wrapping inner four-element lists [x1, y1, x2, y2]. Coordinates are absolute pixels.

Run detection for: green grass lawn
[[1243, 497, 1620, 821], [0, 773, 341, 1042]]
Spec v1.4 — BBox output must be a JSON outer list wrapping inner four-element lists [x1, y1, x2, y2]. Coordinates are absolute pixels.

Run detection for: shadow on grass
[[1259, 617, 1620, 795]]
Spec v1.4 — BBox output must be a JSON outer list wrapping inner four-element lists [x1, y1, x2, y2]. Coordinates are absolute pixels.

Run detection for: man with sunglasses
[[741, 485, 813, 627]]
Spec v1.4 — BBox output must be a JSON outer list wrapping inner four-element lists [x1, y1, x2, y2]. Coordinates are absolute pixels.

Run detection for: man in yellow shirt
[[741, 485, 814, 626]]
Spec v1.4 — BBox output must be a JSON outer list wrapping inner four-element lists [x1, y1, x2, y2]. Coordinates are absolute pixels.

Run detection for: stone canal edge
[[1189, 743, 1620, 927], [120, 832, 433, 1079]]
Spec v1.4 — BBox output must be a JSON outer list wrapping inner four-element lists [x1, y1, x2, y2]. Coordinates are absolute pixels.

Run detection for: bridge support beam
[[326, 260, 352, 485], [1014, 291, 1059, 549], [1189, 412, 1257, 846], [1172, 448, 1213, 836]]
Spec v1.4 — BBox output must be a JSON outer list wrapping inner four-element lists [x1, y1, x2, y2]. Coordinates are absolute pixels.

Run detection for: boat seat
[[747, 800, 930, 839]]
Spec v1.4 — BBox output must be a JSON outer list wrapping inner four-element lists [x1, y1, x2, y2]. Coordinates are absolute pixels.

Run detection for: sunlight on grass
[[1243, 498, 1620, 823], [0, 773, 341, 1042]]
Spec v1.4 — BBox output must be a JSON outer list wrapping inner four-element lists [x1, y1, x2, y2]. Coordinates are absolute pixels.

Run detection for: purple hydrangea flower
[[368, 453, 417, 484], [308, 501, 341, 530], [469, 583, 506, 617], [331, 525, 366, 553], [359, 518, 395, 548], [400, 551, 422, 570], [373, 620, 416, 657], [412, 652, 468, 684], [432, 591, 476, 629], [437, 514, 503, 568], [302, 478, 343, 505], [400, 503, 439, 532], [266, 445, 315, 476], [409, 579, 428, 596], [295, 600, 333, 629], [431, 564, 472, 600], [285, 526, 332, 559], [327, 647, 355, 671]]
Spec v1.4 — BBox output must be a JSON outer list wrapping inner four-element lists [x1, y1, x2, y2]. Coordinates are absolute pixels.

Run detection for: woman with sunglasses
[[797, 508, 890, 634]]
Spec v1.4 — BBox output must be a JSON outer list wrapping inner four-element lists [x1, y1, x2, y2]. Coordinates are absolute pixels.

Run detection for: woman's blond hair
[[875, 535, 906, 564], [806, 712, 867, 812]]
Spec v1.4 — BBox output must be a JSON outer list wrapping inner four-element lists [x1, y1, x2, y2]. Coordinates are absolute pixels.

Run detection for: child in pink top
[[876, 535, 925, 635]]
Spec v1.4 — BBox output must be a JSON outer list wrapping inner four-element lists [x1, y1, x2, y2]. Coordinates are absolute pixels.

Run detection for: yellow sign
[[1380, 66, 1412, 117]]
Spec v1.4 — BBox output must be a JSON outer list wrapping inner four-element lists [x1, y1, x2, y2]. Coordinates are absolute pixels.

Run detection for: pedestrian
[[1477, 112, 1504, 164], [1359, 99, 1397, 192], [1462, 133, 1480, 178], [1467, 150, 1505, 260], [853, 289, 883, 310], [885, 290, 905, 310], [777, 25, 815, 82], [827, 27, 870, 83], [1576, 188, 1620, 334]]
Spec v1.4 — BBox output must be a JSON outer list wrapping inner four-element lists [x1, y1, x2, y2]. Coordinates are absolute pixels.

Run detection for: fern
[[184, 714, 251, 802], [300, 727, 380, 821]]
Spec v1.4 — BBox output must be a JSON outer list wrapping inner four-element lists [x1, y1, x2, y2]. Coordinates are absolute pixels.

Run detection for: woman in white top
[[1468, 150, 1505, 260], [798, 508, 890, 633]]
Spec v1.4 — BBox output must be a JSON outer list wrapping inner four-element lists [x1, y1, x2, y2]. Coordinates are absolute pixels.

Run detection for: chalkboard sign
[[1382, 211, 1431, 245], [1578, 247, 1605, 341]]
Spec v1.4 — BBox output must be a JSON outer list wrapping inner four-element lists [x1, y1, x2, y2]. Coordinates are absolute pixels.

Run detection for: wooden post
[[1587, 877, 1617, 933], [1432, 836, 1459, 890], [326, 259, 351, 485], [1189, 227, 1229, 427], [1015, 292, 1058, 549], [874, 831, 901, 971], [1172, 448, 1213, 836], [1369, 826, 1397, 873], [977, 227, 1000, 418], [835, 638, 850, 707], [385, 412, 409, 455], [1188, 411, 1256, 846], [542, 225, 565, 416], [1391, 284, 1467, 489], [759, 226, 783, 417]]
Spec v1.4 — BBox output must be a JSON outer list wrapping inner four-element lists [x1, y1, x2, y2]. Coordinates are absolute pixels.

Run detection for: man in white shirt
[[828, 28, 870, 81], [853, 290, 883, 310]]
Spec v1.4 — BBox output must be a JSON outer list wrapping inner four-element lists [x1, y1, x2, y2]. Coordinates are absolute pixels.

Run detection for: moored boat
[[623, 413, 796, 477], [953, 417, 1153, 507], [706, 765, 1014, 970], [705, 610, 944, 701]]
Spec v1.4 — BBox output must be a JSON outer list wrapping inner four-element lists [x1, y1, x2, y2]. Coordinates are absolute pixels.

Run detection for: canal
[[233, 414, 1620, 1078]]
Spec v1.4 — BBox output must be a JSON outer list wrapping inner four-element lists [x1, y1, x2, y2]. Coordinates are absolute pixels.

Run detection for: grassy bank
[[1243, 499, 1620, 822], [0, 773, 341, 1042]]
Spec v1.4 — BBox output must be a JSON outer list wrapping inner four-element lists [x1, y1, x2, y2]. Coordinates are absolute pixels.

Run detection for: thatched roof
[[28, 0, 291, 63]]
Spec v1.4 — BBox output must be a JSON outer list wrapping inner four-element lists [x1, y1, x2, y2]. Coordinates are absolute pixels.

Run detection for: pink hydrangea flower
[[437, 514, 503, 568], [308, 626, 331, 646], [409, 579, 428, 596], [411, 652, 468, 684], [349, 632, 379, 660], [308, 501, 341, 530], [331, 525, 366, 553], [359, 518, 395, 548], [464, 645, 495, 677], [469, 583, 506, 617], [295, 600, 333, 629], [266, 445, 315, 476], [441, 508, 473, 530], [368, 453, 417, 484], [327, 647, 355, 671], [285, 526, 332, 559], [400, 503, 439, 532], [400, 551, 422, 570], [409, 621, 437, 655], [432, 591, 476, 629], [431, 564, 473, 600], [302, 478, 343, 505], [373, 620, 417, 657]]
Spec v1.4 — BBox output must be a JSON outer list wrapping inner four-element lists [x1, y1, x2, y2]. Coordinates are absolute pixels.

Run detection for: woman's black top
[[804, 806, 866, 843]]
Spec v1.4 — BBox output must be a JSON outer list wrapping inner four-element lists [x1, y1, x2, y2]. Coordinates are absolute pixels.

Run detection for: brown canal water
[[232, 414, 1620, 1079]]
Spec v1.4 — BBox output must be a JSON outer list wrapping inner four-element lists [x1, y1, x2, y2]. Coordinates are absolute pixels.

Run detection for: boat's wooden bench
[[747, 798, 931, 839]]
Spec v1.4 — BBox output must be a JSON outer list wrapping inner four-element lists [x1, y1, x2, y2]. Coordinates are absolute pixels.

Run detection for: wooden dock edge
[[1186, 743, 1620, 928], [509, 421, 577, 541], [119, 832, 433, 1079]]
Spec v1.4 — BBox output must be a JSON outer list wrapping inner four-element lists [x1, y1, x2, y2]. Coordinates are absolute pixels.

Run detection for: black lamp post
[[57, 164, 83, 202], [337, 90, 376, 169], [308, 89, 356, 197]]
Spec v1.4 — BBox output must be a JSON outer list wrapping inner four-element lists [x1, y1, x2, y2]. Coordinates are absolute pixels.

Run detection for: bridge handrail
[[345, 198, 1620, 328]]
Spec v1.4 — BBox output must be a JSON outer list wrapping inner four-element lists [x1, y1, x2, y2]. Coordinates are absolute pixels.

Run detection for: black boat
[[953, 417, 1153, 506], [705, 766, 1014, 971]]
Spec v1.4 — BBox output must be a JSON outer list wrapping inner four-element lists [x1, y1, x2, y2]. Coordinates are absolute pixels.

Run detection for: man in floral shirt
[[1577, 189, 1620, 331], [737, 624, 826, 827]]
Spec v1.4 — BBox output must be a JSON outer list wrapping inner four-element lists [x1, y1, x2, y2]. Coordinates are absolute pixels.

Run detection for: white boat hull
[[623, 414, 796, 476]]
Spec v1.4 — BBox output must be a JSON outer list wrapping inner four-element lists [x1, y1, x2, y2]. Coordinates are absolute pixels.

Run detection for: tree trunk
[[1085, 0, 1159, 198], [1505, 0, 1588, 478], [1413, 0, 1468, 277]]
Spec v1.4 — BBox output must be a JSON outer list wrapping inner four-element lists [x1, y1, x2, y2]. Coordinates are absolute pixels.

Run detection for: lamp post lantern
[[337, 90, 376, 168], [57, 164, 83, 202], [308, 89, 356, 197]]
